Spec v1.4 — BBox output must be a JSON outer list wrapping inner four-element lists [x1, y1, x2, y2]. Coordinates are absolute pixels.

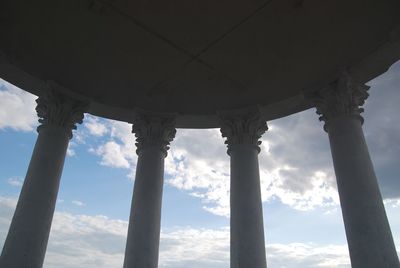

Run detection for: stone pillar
[[0, 89, 86, 268], [219, 108, 268, 268], [310, 73, 400, 268], [123, 113, 176, 268]]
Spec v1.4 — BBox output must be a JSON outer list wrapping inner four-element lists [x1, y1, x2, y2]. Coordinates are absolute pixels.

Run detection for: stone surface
[[132, 112, 176, 156], [219, 107, 268, 154], [35, 83, 87, 138], [220, 108, 267, 268], [0, 89, 86, 268], [123, 113, 176, 268], [310, 75, 400, 268], [309, 72, 369, 131]]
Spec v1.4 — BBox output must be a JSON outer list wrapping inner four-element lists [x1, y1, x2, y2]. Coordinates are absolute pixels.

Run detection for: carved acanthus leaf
[[132, 112, 176, 156], [308, 72, 369, 131], [218, 108, 268, 154], [36, 87, 87, 139]]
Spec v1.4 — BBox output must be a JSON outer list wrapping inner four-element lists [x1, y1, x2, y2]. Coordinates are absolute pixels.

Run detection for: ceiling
[[0, 0, 399, 127]]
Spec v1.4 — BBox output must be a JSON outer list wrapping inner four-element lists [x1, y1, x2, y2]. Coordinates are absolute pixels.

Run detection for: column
[[0, 89, 86, 268], [310, 73, 400, 268], [219, 108, 268, 268], [123, 113, 176, 268]]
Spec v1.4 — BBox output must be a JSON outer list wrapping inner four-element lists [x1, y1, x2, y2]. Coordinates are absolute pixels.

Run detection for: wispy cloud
[[0, 195, 354, 268], [67, 143, 76, 157], [71, 200, 86, 207], [91, 121, 137, 177], [6, 177, 23, 187], [0, 79, 37, 131], [84, 115, 108, 137]]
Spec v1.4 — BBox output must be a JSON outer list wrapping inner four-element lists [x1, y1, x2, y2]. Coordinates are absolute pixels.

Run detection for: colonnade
[[0, 74, 399, 268]]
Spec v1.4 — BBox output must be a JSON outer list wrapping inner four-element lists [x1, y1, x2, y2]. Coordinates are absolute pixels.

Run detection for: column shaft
[[219, 108, 268, 268], [230, 144, 267, 268], [310, 73, 400, 268], [123, 146, 165, 268], [328, 116, 400, 268], [123, 113, 175, 268], [1, 128, 70, 268], [0, 88, 85, 268]]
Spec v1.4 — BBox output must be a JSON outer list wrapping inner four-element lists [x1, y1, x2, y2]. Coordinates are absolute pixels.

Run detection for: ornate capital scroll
[[308, 72, 369, 132], [132, 112, 176, 157], [218, 108, 268, 154], [36, 86, 88, 139]]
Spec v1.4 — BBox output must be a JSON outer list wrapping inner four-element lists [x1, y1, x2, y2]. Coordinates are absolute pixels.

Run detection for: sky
[[0, 61, 399, 267]]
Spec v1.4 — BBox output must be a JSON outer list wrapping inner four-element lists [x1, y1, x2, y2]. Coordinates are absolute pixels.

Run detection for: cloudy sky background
[[0, 61, 399, 267]]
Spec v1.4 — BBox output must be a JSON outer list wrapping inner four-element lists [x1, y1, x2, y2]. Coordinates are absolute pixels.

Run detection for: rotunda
[[1, 0, 400, 267]]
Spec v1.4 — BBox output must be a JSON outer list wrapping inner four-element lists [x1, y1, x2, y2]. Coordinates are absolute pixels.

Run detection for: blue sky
[[0, 61, 400, 267]]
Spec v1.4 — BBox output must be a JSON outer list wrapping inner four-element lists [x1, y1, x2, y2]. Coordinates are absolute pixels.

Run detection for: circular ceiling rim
[[0, 37, 399, 128]]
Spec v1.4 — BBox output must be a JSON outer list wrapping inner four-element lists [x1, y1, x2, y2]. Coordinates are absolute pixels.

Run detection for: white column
[[219, 108, 268, 268], [0, 89, 86, 268], [310, 73, 400, 268], [123, 113, 176, 268]]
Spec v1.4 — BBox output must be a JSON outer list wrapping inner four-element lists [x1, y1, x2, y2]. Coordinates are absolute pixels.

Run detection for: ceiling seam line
[[96, 0, 197, 60], [190, 0, 274, 61], [95, 0, 271, 93], [95, 0, 273, 68]]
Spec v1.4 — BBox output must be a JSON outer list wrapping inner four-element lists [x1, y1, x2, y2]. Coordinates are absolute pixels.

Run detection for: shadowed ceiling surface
[[1, 0, 400, 127]]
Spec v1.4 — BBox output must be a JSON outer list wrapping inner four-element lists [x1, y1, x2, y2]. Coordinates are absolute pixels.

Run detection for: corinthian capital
[[132, 112, 176, 157], [218, 107, 268, 154], [309, 72, 369, 131], [36, 86, 87, 139]]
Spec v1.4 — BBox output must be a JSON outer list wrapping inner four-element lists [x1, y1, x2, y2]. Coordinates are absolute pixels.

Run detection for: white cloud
[[67, 143, 76, 157], [0, 196, 354, 268], [89, 120, 137, 178], [2, 77, 339, 216], [89, 116, 339, 217], [267, 243, 350, 268], [164, 121, 339, 217], [0, 195, 127, 267], [72, 200, 86, 207], [0, 196, 17, 210], [95, 141, 130, 169], [159, 227, 230, 267], [0, 197, 18, 244], [87, 98, 398, 218], [165, 129, 231, 217], [385, 199, 400, 208], [84, 115, 108, 137], [6, 177, 23, 187], [257, 113, 340, 211], [0, 79, 37, 131], [84, 61, 400, 217]]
